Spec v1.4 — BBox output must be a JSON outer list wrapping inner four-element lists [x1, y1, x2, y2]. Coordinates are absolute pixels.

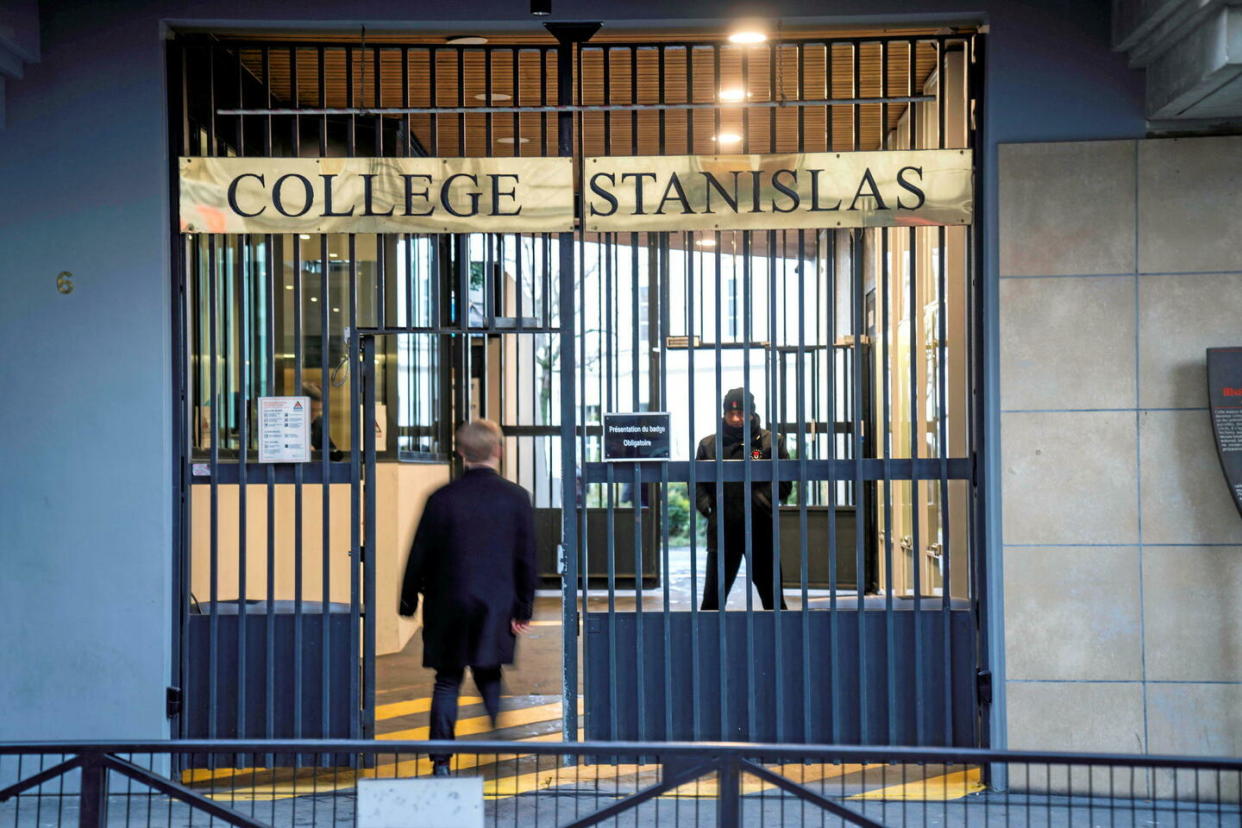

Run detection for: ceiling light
[[446, 35, 488, 45], [329, 253, 339, 258], [714, 132, 742, 145], [310, 297, 318, 303], [695, 238, 717, 248], [285, 285, 294, 291], [497, 136, 530, 144], [718, 87, 747, 102], [474, 92, 512, 101], [728, 30, 767, 44], [333, 307, 341, 313], [299, 234, 311, 239]]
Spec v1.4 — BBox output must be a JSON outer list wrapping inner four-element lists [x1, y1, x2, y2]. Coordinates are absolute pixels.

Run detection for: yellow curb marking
[[377, 699, 579, 741], [376, 696, 482, 721], [848, 767, 984, 801]]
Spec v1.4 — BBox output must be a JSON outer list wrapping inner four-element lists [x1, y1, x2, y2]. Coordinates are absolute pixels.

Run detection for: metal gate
[[171, 24, 987, 750]]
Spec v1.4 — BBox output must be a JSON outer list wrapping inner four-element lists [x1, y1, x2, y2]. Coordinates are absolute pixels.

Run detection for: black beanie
[[722, 387, 755, 416]]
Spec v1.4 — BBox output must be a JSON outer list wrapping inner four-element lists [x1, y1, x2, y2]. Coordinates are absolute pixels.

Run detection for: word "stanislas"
[[586, 167, 927, 216]]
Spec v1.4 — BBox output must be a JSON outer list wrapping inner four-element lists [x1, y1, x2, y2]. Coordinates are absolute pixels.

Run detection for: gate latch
[[975, 670, 993, 705], [166, 686, 183, 719]]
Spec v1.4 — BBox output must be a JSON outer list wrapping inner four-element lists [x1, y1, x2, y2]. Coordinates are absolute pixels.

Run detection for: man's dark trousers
[[430, 666, 502, 763], [700, 517, 787, 610]]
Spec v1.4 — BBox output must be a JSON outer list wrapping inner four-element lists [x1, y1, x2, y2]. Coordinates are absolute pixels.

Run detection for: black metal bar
[[555, 23, 584, 746], [938, 222, 954, 745], [851, 229, 868, 744], [215, 33, 955, 49], [741, 760, 886, 827], [264, 235, 276, 754], [881, 219, 898, 748], [826, 230, 841, 744], [742, 230, 757, 741], [796, 229, 811, 746], [718, 755, 740, 828], [768, 228, 785, 744], [100, 754, 266, 828], [78, 757, 108, 828], [0, 756, 82, 801], [237, 234, 250, 744], [362, 334, 378, 739], [713, 227, 727, 740], [348, 236, 362, 740], [687, 231, 701, 742], [207, 232, 220, 745], [170, 38, 191, 743], [560, 761, 715, 828], [968, 32, 993, 755]]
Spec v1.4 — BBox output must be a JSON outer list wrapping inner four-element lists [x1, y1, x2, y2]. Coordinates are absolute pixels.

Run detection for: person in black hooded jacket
[[695, 387, 792, 610]]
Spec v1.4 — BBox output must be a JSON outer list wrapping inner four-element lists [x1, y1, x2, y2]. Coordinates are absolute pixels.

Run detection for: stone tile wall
[[999, 136, 1242, 757]]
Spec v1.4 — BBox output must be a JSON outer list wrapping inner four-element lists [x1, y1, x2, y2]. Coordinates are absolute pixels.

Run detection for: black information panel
[[1207, 348, 1242, 519], [603, 412, 671, 462]]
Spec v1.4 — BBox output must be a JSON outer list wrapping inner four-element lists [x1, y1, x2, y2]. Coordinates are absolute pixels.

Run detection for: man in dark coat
[[399, 419, 537, 774], [695, 388, 792, 610]]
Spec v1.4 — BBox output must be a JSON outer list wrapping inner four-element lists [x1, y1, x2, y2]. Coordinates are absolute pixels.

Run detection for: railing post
[[718, 754, 740, 828], [78, 757, 107, 828]]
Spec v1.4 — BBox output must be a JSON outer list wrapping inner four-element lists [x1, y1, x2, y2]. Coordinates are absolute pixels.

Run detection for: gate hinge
[[975, 670, 993, 705], [166, 686, 183, 719]]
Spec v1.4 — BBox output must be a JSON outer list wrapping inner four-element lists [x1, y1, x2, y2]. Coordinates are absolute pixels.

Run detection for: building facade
[[1, 0, 1240, 763]]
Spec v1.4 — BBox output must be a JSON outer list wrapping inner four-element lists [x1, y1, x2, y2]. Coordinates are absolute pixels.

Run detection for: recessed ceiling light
[[299, 234, 311, 239], [715, 132, 742, 145], [329, 252, 339, 257], [695, 238, 717, 248], [718, 87, 748, 102], [496, 136, 531, 144], [728, 31, 767, 44], [310, 297, 318, 303], [332, 307, 341, 313], [474, 92, 512, 102], [446, 35, 488, 45], [285, 285, 294, 291]]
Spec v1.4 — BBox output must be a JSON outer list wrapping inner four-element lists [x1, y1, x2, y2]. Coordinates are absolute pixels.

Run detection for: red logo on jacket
[[752, 449, 762, 459]]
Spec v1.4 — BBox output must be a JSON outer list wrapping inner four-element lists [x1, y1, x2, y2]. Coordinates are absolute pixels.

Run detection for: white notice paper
[[258, 396, 311, 463]]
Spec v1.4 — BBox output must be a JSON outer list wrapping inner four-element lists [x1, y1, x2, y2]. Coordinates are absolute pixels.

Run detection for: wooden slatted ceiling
[[233, 36, 964, 157]]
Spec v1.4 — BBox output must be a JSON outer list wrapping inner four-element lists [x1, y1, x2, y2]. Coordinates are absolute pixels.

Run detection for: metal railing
[[3, 740, 1241, 827]]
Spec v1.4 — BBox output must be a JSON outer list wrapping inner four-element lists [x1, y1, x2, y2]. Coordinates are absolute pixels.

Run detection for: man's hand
[[511, 619, 531, 635]]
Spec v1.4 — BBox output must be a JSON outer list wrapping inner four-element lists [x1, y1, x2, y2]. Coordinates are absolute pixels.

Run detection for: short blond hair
[[456, 419, 504, 463]]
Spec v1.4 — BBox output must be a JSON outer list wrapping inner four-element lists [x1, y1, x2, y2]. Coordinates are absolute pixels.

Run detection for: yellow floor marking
[[375, 696, 482, 721], [377, 700, 577, 741], [183, 767, 254, 783], [848, 767, 984, 801], [664, 762, 881, 798], [484, 763, 661, 797], [478, 761, 884, 801], [527, 620, 561, 626], [205, 729, 589, 802], [205, 756, 887, 804]]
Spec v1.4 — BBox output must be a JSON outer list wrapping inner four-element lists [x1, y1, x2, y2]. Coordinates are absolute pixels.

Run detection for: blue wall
[[0, 0, 1143, 741]]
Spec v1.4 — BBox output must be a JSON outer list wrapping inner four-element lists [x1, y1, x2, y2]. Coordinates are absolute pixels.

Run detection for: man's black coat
[[695, 415, 792, 548], [399, 467, 538, 671]]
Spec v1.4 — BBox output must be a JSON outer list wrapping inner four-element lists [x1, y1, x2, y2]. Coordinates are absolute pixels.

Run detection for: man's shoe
[[432, 761, 451, 777]]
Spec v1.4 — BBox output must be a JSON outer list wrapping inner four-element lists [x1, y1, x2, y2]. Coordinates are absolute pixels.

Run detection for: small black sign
[[603, 412, 671, 462], [1207, 348, 1242, 519]]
